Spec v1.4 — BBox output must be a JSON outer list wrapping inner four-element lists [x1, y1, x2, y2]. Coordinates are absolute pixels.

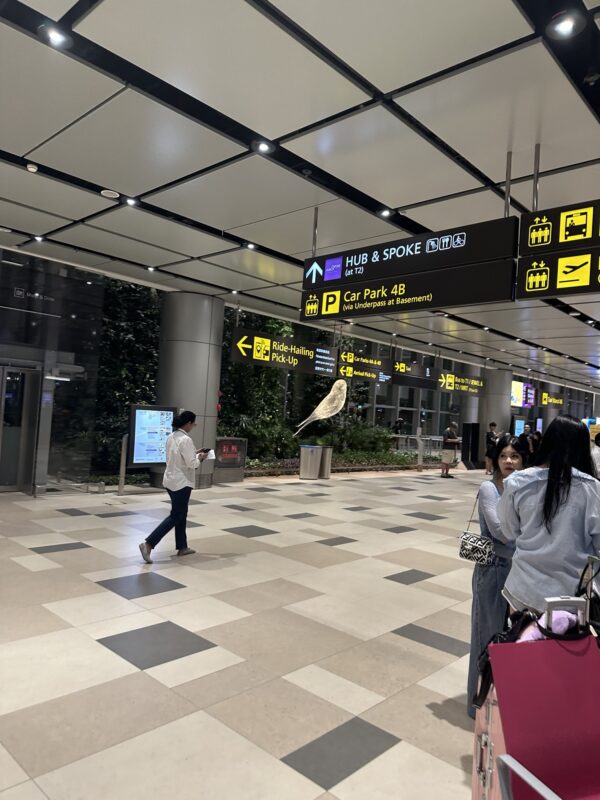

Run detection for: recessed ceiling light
[[508, 363, 513, 367], [86, 281, 92, 285], [587, 320, 594, 324], [47, 27, 67, 46], [246, 243, 256, 250], [126, 198, 137, 206], [443, 313, 449, 318], [256, 141, 273, 154], [34, 235, 43, 242], [101, 189, 120, 199], [379, 209, 392, 218], [231, 290, 238, 294], [483, 326, 489, 331], [546, 10, 586, 39], [515, 338, 521, 342], [568, 310, 580, 316], [485, 357, 490, 361], [392, 333, 397, 337], [147, 267, 155, 272], [428, 342, 433, 346], [500, 348, 506, 352], [26, 163, 38, 173]]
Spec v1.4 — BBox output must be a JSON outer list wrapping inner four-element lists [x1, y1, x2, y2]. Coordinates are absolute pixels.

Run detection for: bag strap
[[465, 490, 480, 533]]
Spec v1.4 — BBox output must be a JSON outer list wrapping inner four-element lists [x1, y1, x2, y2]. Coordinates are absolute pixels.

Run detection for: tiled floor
[[0, 469, 482, 798]]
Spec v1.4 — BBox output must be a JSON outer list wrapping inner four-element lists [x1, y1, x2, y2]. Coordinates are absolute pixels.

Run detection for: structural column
[[157, 293, 224, 488], [479, 368, 512, 447], [461, 364, 481, 424]]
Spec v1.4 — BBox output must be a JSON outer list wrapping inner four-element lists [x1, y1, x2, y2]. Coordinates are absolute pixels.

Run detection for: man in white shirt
[[139, 410, 207, 564]]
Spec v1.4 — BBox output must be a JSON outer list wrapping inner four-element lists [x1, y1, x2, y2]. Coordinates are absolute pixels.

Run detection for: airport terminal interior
[[1, 0, 600, 797]]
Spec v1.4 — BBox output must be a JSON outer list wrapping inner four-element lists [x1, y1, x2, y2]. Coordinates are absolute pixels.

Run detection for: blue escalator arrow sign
[[305, 261, 323, 284]]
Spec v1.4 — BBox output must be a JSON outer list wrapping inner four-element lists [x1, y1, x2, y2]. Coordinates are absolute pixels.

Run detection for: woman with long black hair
[[139, 411, 207, 563], [498, 415, 600, 613]]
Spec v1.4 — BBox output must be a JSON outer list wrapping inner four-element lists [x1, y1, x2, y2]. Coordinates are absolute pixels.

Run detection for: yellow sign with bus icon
[[559, 207, 593, 243]]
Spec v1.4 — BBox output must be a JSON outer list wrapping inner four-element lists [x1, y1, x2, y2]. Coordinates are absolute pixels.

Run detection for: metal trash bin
[[299, 445, 322, 480], [318, 446, 333, 479]]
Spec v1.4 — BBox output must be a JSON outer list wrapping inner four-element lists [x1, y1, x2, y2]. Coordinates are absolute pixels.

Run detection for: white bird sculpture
[[294, 379, 347, 436]]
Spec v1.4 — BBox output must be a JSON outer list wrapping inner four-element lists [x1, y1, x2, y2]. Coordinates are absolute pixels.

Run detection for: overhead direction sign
[[231, 328, 338, 376], [300, 260, 515, 321], [302, 217, 517, 290], [337, 350, 394, 383], [519, 199, 600, 257], [516, 249, 600, 300], [438, 372, 484, 396]]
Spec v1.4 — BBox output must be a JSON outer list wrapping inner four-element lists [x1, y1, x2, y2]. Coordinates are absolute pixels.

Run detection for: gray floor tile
[[282, 718, 399, 789], [384, 569, 434, 585], [186, 521, 203, 528], [97, 573, 185, 599], [247, 487, 279, 493], [98, 621, 215, 669], [56, 508, 90, 516], [31, 542, 90, 553], [384, 526, 416, 534], [390, 487, 416, 492], [318, 537, 357, 546], [420, 495, 451, 501], [391, 623, 471, 657], [308, 493, 328, 497], [225, 505, 255, 511], [224, 525, 277, 538], [96, 511, 138, 518], [406, 512, 446, 521], [286, 513, 317, 519], [344, 506, 370, 512]]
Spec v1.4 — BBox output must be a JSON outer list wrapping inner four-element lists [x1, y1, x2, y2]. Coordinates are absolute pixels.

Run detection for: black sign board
[[302, 217, 517, 290], [392, 361, 440, 390], [215, 438, 247, 469], [231, 328, 338, 376], [519, 199, 600, 257], [338, 351, 394, 382], [300, 260, 515, 322], [438, 372, 484, 396], [516, 248, 600, 301]]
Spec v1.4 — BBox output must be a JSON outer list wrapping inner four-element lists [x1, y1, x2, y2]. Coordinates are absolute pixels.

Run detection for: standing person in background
[[518, 423, 534, 466], [498, 415, 600, 614], [440, 421, 460, 478], [484, 422, 498, 475], [466, 434, 525, 718], [591, 431, 600, 474], [139, 411, 208, 564], [531, 429, 542, 462]]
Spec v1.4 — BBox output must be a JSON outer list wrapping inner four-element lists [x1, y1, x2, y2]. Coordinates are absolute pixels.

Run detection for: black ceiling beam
[[59, 0, 105, 30]]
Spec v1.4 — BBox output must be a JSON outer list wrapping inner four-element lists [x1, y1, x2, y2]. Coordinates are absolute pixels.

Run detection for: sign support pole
[[504, 150, 512, 218], [311, 206, 319, 258], [532, 143, 541, 212], [117, 433, 128, 497]]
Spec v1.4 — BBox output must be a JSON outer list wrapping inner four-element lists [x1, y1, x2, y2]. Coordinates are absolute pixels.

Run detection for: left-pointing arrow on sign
[[236, 335, 252, 357], [305, 261, 323, 284]]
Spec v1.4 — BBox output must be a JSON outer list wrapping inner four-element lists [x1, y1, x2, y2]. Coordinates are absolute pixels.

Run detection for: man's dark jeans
[[146, 486, 192, 551]]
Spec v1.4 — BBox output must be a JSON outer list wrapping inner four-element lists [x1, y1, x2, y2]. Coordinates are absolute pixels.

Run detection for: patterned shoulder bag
[[459, 490, 494, 566]]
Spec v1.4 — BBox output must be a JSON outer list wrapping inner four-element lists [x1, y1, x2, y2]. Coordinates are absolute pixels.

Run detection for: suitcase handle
[[544, 596, 587, 632]]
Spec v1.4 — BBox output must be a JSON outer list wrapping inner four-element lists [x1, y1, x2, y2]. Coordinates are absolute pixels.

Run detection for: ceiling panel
[[206, 248, 302, 285], [405, 190, 511, 230], [20, 1, 74, 19], [52, 223, 185, 266], [510, 164, 600, 211], [90, 207, 237, 258], [0, 231, 27, 247], [272, 0, 531, 93], [0, 23, 121, 156], [79, 259, 179, 290], [287, 106, 479, 208], [293, 230, 409, 260], [0, 161, 116, 219], [147, 155, 336, 230], [245, 284, 303, 308], [30, 89, 244, 196], [75, 0, 368, 138], [18, 241, 109, 267], [165, 259, 274, 292], [399, 42, 600, 181], [0, 198, 70, 235], [229, 199, 398, 255]]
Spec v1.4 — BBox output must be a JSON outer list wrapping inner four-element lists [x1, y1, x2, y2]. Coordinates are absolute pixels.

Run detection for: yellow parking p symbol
[[321, 290, 340, 315]]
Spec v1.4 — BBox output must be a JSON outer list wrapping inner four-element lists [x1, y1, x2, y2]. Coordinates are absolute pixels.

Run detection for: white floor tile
[[154, 596, 250, 631], [10, 555, 61, 572], [146, 647, 245, 687], [0, 744, 28, 791], [44, 592, 141, 626], [417, 654, 470, 701], [284, 665, 384, 715]]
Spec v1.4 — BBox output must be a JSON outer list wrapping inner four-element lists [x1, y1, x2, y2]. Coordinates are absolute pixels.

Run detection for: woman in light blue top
[[467, 434, 525, 718], [498, 415, 600, 614]]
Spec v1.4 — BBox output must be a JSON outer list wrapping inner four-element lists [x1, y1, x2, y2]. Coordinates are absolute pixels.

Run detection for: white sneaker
[[139, 542, 153, 563]]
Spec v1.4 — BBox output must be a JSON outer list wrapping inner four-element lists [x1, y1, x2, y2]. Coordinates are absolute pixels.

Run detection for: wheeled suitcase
[[472, 685, 506, 799]]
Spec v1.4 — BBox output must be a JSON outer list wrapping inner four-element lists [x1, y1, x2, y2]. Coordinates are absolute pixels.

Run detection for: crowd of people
[[467, 415, 600, 718]]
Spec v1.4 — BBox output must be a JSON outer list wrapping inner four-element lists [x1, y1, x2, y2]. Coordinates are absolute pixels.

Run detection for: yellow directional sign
[[252, 336, 271, 361], [321, 290, 341, 315], [340, 351, 355, 363], [439, 373, 455, 390], [528, 216, 552, 247], [559, 207, 593, 243], [525, 261, 550, 292], [236, 335, 251, 357], [339, 365, 354, 377], [304, 294, 319, 317], [394, 361, 407, 373], [556, 254, 591, 289]]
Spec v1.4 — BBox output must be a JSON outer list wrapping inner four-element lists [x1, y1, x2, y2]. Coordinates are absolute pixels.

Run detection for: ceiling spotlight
[[568, 310, 580, 316], [587, 319, 594, 324], [256, 141, 273, 154], [126, 198, 137, 206], [101, 189, 120, 199], [26, 163, 38, 173], [38, 22, 72, 48], [392, 333, 397, 337], [546, 10, 586, 40], [34, 235, 43, 242], [483, 326, 489, 331], [86, 281, 92, 285], [246, 243, 256, 250], [500, 348, 506, 352], [379, 209, 392, 218], [515, 338, 521, 342], [443, 313, 449, 318], [147, 266, 155, 272], [428, 342, 433, 346], [485, 357, 491, 361], [231, 290, 238, 295], [0, 227, 12, 233], [508, 363, 513, 367]]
